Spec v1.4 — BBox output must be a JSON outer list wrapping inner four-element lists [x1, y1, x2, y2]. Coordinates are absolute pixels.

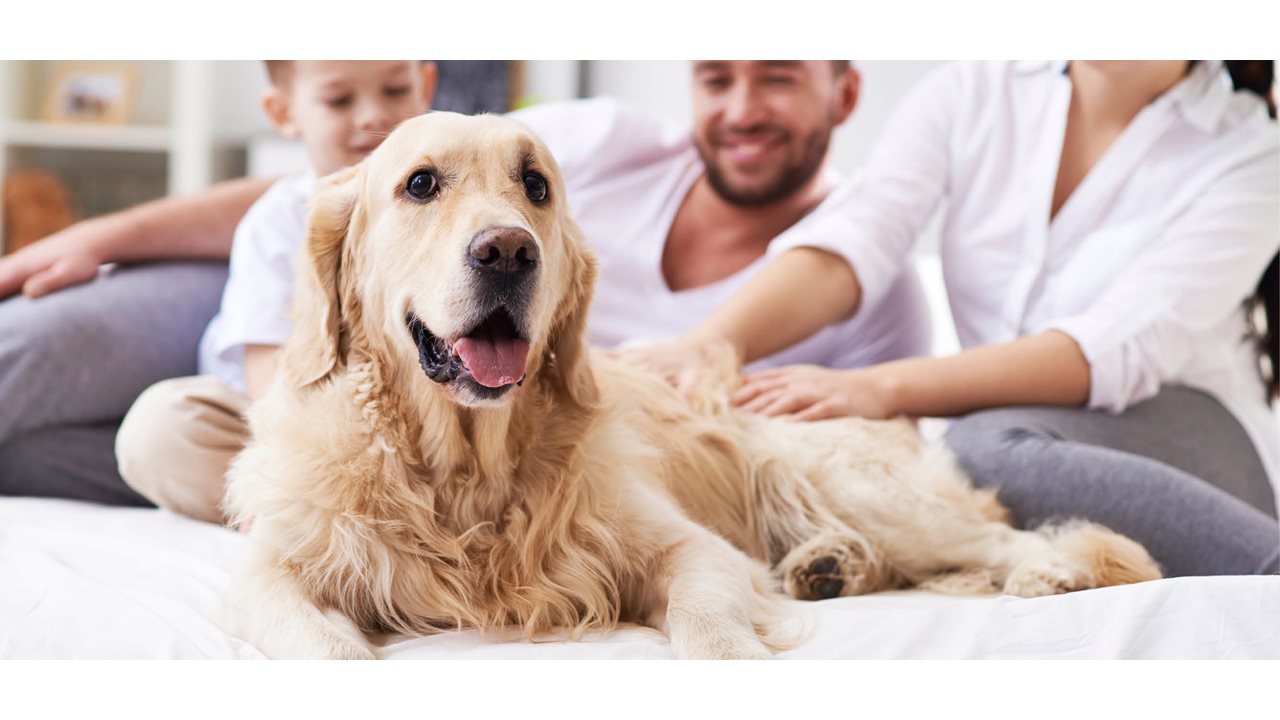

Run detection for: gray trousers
[[0, 262, 228, 506], [946, 388, 1280, 578], [3, 263, 1278, 580]]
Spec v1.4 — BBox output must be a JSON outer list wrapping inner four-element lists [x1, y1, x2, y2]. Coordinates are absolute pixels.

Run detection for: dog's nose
[[467, 226, 540, 276]]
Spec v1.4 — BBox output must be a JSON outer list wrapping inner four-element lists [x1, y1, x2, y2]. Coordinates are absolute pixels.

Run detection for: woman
[[625, 60, 1279, 577]]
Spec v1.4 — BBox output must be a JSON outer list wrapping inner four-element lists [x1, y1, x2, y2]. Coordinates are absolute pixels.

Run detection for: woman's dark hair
[[1224, 60, 1276, 117], [1222, 61, 1278, 400], [1249, 255, 1280, 401]]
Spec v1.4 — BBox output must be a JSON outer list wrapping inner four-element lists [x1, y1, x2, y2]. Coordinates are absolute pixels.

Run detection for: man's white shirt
[[198, 98, 932, 396]]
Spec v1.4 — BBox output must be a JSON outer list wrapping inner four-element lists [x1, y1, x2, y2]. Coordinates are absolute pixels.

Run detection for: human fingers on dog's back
[[731, 370, 788, 407]]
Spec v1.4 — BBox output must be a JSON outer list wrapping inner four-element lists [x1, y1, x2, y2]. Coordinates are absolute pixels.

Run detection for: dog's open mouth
[[407, 309, 530, 390]]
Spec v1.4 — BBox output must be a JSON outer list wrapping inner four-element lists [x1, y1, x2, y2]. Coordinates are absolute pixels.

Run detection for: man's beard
[[697, 125, 831, 207]]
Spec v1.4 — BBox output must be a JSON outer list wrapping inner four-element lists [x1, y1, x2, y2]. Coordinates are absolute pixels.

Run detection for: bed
[[4, 255, 1277, 660], [2, 496, 1276, 659]]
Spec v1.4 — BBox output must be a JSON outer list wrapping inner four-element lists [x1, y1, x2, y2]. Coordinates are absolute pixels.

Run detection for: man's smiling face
[[691, 60, 854, 207]]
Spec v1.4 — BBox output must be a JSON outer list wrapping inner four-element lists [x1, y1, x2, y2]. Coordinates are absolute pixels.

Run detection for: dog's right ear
[[282, 164, 363, 389]]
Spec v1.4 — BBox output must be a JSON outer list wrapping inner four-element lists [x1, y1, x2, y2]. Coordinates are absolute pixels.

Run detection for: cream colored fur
[[225, 112, 1161, 660]]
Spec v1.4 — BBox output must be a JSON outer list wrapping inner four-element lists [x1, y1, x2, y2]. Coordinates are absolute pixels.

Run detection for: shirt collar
[[1021, 60, 1235, 133], [1012, 60, 1064, 75], [1161, 60, 1234, 133]]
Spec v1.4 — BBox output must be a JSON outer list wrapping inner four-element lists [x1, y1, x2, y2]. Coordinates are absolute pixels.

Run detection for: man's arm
[[612, 247, 861, 395], [0, 176, 273, 299]]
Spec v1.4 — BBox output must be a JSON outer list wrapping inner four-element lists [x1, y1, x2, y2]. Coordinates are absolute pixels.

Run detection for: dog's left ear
[[281, 164, 364, 389], [544, 216, 600, 407]]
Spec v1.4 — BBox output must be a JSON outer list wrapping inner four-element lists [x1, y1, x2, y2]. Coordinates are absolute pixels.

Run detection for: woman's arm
[[734, 330, 1091, 420], [0, 176, 273, 299]]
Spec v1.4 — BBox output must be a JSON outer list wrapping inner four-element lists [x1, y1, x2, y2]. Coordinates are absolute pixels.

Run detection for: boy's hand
[[0, 224, 105, 299]]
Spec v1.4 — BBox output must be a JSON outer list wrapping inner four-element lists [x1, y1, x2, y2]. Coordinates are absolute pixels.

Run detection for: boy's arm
[[243, 344, 282, 401], [0, 176, 274, 299]]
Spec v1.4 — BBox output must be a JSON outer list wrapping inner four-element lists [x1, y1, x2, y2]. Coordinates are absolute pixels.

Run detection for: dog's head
[[282, 111, 598, 409]]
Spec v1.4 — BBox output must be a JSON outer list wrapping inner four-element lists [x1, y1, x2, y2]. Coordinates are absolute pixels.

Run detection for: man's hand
[[0, 224, 106, 299], [732, 364, 898, 421], [610, 334, 743, 400]]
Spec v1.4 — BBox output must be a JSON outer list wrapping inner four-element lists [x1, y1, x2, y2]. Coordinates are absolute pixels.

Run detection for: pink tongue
[[453, 337, 530, 388]]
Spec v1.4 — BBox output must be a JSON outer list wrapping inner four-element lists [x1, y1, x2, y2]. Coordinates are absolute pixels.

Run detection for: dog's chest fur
[[279, 406, 640, 638]]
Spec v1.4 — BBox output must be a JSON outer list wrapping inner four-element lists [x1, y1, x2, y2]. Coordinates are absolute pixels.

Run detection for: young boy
[[115, 60, 437, 523]]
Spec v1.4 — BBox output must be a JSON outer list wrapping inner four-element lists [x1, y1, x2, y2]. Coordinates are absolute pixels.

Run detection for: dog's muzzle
[[404, 226, 539, 398], [408, 313, 464, 384], [467, 226, 540, 279]]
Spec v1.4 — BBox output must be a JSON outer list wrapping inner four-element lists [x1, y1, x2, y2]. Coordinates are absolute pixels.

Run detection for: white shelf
[[0, 61, 272, 251], [2, 120, 171, 153]]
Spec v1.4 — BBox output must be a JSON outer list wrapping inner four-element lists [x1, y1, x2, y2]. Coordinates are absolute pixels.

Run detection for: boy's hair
[[262, 60, 430, 89], [263, 60, 293, 88]]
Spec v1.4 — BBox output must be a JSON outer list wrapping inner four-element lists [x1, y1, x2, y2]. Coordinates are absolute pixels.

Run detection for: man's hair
[[263, 60, 293, 88], [831, 60, 851, 74]]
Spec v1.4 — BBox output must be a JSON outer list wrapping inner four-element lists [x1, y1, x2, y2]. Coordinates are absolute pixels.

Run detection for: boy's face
[[265, 61, 436, 176]]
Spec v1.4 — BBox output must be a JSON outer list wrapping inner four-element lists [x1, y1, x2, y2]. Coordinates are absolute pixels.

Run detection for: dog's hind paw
[[779, 530, 895, 601], [1001, 560, 1088, 597]]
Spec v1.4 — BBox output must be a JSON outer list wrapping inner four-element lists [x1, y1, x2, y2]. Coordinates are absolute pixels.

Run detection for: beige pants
[[116, 375, 250, 525]]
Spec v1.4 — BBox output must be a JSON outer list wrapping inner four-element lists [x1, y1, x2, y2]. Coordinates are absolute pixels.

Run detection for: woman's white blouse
[[802, 60, 1280, 485]]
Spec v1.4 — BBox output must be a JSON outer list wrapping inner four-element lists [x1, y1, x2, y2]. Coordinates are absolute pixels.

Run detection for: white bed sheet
[[2, 497, 1276, 660]]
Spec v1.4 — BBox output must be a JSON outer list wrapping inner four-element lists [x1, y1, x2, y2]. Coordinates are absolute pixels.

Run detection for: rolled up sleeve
[[1047, 149, 1280, 412]]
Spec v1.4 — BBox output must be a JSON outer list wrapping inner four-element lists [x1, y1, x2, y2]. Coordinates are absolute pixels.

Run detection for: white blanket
[[2, 497, 1276, 659]]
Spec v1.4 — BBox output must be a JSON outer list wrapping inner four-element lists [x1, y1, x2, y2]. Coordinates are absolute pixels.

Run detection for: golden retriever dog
[[225, 112, 1161, 660]]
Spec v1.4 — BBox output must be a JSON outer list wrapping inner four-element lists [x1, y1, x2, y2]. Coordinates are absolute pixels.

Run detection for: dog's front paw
[[233, 604, 378, 660], [261, 625, 378, 660], [779, 530, 893, 600], [318, 636, 378, 661], [675, 631, 773, 660], [713, 643, 773, 661]]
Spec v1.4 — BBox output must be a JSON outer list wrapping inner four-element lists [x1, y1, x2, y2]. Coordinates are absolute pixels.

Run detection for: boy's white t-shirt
[[197, 98, 933, 394], [198, 172, 315, 394]]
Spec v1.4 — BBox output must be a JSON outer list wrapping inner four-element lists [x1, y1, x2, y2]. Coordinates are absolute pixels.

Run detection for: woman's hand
[[732, 364, 899, 421], [0, 222, 107, 299]]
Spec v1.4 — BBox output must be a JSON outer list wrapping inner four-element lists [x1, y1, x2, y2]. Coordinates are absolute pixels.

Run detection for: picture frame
[[42, 61, 138, 124]]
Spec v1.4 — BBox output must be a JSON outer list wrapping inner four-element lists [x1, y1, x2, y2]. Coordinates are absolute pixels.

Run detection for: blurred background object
[[2, 169, 75, 253], [432, 60, 522, 115], [0, 60, 257, 254], [42, 61, 139, 125], [1, 60, 945, 255]]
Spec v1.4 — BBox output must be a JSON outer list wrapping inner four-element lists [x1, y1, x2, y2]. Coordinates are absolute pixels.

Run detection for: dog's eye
[[523, 172, 548, 204], [405, 171, 439, 201]]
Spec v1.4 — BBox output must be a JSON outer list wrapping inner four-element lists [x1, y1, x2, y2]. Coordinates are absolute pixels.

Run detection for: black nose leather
[[467, 226, 539, 276]]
